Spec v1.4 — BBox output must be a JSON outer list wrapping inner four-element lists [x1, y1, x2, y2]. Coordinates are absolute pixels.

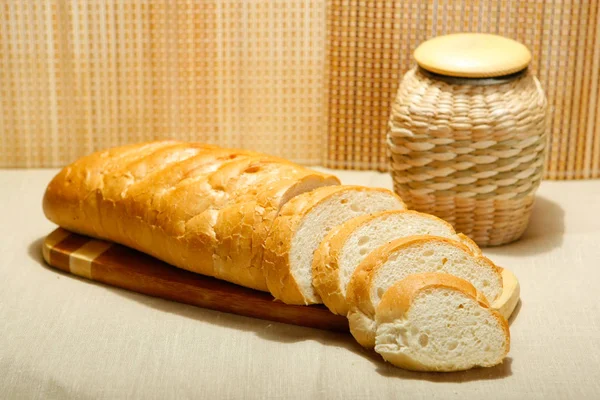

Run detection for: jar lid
[[414, 33, 531, 78]]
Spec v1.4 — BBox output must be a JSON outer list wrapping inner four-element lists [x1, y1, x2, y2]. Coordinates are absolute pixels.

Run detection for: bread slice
[[494, 267, 520, 320], [263, 186, 406, 304], [346, 235, 503, 348], [312, 210, 482, 316], [213, 173, 340, 291], [374, 273, 510, 371]]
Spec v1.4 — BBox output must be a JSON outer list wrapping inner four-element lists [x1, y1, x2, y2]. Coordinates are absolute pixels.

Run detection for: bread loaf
[[346, 235, 503, 348], [262, 186, 406, 305], [43, 141, 340, 291], [44, 141, 518, 373], [374, 273, 510, 371], [312, 210, 482, 316], [213, 174, 337, 290]]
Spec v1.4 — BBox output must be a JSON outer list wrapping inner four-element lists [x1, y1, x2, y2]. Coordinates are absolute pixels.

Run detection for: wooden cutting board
[[42, 228, 349, 332]]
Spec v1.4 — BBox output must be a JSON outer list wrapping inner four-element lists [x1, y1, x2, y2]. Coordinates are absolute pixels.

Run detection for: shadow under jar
[[387, 33, 548, 246]]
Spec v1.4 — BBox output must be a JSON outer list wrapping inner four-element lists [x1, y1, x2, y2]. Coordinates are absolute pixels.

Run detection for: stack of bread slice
[[44, 142, 518, 372], [266, 205, 517, 371]]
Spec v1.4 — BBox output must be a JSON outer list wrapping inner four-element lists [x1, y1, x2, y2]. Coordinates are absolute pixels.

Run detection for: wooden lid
[[414, 33, 531, 78]]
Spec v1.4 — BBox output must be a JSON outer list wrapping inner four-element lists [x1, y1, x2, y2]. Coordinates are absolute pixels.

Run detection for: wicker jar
[[387, 34, 547, 246]]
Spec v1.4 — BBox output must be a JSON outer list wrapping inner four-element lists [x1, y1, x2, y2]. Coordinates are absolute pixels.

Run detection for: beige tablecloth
[[1, 169, 599, 399]]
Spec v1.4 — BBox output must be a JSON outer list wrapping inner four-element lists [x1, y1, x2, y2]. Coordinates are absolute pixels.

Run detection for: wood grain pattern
[[41, 227, 519, 329], [42, 228, 349, 332], [413, 33, 531, 78]]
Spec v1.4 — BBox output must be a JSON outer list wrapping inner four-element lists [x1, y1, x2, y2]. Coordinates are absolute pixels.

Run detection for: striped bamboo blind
[[325, 0, 600, 179], [1, 1, 599, 179], [0, 1, 327, 167]]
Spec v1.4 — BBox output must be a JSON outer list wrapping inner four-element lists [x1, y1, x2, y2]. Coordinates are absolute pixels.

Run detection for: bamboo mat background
[[325, 0, 600, 179], [0, 1, 327, 167], [1, 1, 599, 179]]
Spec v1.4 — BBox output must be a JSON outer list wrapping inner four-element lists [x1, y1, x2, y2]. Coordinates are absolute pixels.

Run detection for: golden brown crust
[[311, 219, 358, 314], [456, 233, 483, 255], [213, 172, 340, 291], [375, 273, 485, 324], [43, 141, 180, 239], [43, 141, 338, 292], [492, 267, 521, 320], [151, 150, 259, 236], [263, 186, 351, 304]]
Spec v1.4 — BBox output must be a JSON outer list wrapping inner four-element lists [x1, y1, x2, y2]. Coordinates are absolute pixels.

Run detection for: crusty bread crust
[[376, 273, 489, 323], [263, 186, 405, 305], [312, 210, 473, 316], [345, 235, 502, 348], [263, 186, 356, 304], [493, 267, 521, 320], [311, 217, 367, 314], [375, 273, 510, 371], [43, 141, 182, 238], [43, 141, 339, 292], [456, 233, 483, 255], [214, 174, 340, 290]]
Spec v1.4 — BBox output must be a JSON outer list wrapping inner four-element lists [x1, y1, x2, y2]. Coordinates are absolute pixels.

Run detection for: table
[[1, 168, 599, 399]]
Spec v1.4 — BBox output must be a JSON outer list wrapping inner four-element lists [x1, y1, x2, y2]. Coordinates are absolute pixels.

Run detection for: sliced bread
[[312, 210, 482, 316], [213, 173, 340, 291], [263, 185, 406, 304], [494, 267, 521, 320], [375, 273, 510, 371], [346, 235, 503, 348]]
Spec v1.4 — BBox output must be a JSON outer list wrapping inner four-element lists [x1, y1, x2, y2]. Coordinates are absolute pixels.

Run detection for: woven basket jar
[[387, 34, 548, 246]]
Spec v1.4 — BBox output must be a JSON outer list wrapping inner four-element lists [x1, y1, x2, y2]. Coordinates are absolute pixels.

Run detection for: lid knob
[[414, 33, 532, 78]]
